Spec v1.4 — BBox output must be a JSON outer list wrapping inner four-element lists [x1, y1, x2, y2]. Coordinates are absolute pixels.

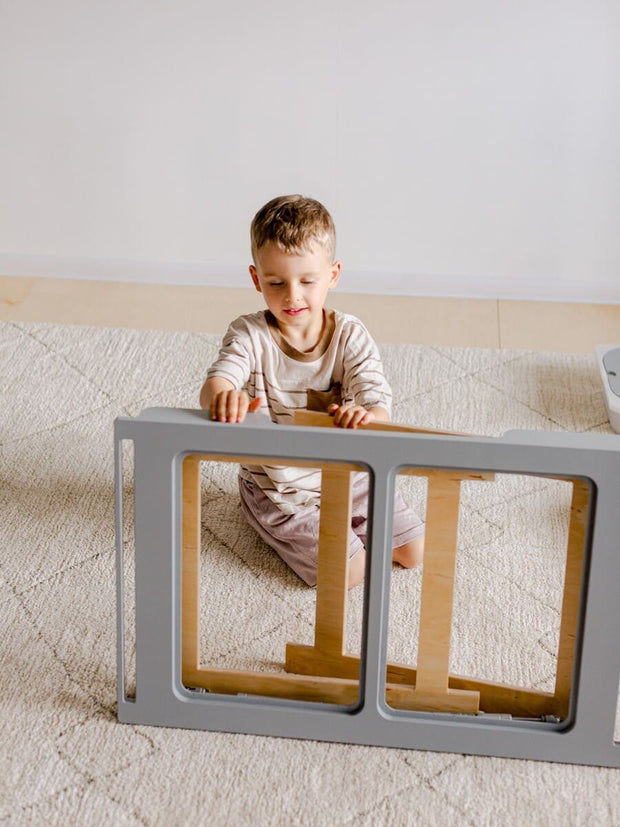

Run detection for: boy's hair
[[250, 195, 336, 262]]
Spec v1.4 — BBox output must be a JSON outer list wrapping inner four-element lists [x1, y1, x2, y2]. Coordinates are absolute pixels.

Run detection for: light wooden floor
[[1, 276, 619, 352]]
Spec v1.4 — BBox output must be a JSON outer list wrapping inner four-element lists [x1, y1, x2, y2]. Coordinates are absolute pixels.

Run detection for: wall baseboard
[[1, 253, 618, 304]]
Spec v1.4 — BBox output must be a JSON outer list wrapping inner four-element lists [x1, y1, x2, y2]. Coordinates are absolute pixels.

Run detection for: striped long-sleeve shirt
[[207, 308, 392, 513]]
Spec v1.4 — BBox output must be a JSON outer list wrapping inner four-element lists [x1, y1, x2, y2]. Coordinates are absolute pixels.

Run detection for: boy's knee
[[347, 548, 366, 589], [393, 535, 424, 569]]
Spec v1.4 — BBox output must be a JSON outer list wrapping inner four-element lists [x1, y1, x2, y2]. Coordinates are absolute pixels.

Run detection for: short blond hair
[[250, 195, 336, 262]]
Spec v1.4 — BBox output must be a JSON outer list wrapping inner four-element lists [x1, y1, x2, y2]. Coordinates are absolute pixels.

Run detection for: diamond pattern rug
[[1, 320, 618, 826]]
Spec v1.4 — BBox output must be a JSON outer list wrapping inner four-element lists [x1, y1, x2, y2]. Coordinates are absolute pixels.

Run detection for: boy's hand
[[328, 403, 375, 429], [211, 390, 261, 423]]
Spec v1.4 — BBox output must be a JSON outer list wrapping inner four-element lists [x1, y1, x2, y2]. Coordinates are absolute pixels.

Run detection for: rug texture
[[1, 320, 618, 826]]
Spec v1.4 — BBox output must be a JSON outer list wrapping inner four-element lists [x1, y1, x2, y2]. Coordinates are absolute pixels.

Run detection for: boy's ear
[[249, 265, 262, 293], [328, 260, 342, 290]]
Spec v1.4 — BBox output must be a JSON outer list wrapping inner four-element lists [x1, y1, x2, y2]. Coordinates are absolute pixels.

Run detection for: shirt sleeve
[[206, 317, 254, 390], [341, 320, 392, 415]]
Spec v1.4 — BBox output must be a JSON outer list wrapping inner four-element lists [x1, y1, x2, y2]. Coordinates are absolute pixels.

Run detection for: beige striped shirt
[[207, 308, 391, 513]]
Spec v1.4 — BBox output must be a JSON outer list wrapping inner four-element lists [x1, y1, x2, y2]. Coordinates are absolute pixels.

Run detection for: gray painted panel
[[115, 408, 620, 767]]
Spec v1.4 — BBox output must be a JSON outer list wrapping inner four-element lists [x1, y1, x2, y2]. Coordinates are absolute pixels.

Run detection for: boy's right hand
[[211, 390, 262, 423]]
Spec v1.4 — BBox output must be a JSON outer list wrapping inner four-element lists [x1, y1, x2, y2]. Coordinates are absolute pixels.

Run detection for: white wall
[[1, 0, 619, 301]]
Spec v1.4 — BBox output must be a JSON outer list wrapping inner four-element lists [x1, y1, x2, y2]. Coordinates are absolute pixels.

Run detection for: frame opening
[[384, 469, 590, 721], [181, 452, 369, 708], [117, 438, 136, 701]]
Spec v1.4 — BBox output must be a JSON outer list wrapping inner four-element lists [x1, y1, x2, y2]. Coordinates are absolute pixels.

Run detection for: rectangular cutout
[[386, 473, 427, 679], [615, 676, 620, 745], [116, 438, 136, 701], [384, 469, 590, 721], [181, 453, 368, 708]]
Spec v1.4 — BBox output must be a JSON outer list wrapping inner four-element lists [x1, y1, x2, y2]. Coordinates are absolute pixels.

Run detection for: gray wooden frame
[[115, 408, 620, 767]]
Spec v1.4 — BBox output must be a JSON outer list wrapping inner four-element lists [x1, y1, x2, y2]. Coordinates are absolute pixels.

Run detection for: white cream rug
[[1, 320, 618, 826]]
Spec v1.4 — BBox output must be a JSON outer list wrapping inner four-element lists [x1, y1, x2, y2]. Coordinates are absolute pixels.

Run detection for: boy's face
[[249, 242, 341, 336]]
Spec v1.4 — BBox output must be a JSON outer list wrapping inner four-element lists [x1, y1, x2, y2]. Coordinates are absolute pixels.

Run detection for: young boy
[[200, 195, 424, 588]]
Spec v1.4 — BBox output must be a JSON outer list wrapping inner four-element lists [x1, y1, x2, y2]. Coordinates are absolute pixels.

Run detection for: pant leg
[[349, 472, 425, 548], [238, 477, 365, 587]]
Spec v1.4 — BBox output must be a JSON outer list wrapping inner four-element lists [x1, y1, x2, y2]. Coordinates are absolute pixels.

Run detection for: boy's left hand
[[328, 403, 375, 429]]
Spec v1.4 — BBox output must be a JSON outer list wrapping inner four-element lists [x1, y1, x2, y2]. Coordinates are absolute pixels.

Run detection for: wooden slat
[[183, 666, 359, 705], [286, 645, 555, 717], [181, 455, 201, 677], [414, 474, 462, 694], [183, 664, 474, 712], [293, 410, 494, 480], [387, 685, 479, 713], [553, 478, 590, 717], [445, 674, 551, 717], [400, 467, 495, 482], [294, 409, 475, 436], [313, 467, 353, 656]]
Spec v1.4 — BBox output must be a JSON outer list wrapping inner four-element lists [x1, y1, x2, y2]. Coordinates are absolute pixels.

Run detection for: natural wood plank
[[294, 408, 474, 436], [387, 685, 479, 714], [400, 467, 495, 482], [445, 674, 552, 717], [313, 466, 354, 656], [294, 412, 494, 482], [184, 669, 477, 713], [285, 644, 361, 680], [182, 666, 359, 705], [181, 455, 201, 676], [554, 478, 590, 717], [286, 645, 556, 717], [184, 664, 477, 712], [415, 474, 462, 694]]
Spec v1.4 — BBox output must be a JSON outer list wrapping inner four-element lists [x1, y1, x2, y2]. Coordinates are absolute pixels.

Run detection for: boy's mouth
[[283, 308, 306, 316]]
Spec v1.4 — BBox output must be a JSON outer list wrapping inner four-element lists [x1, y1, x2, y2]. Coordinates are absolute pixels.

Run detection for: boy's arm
[[200, 316, 258, 422], [200, 376, 260, 423], [199, 376, 233, 411], [368, 405, 390, 422], [334, 320, 393, 429], [329, 402, 389, 429]]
